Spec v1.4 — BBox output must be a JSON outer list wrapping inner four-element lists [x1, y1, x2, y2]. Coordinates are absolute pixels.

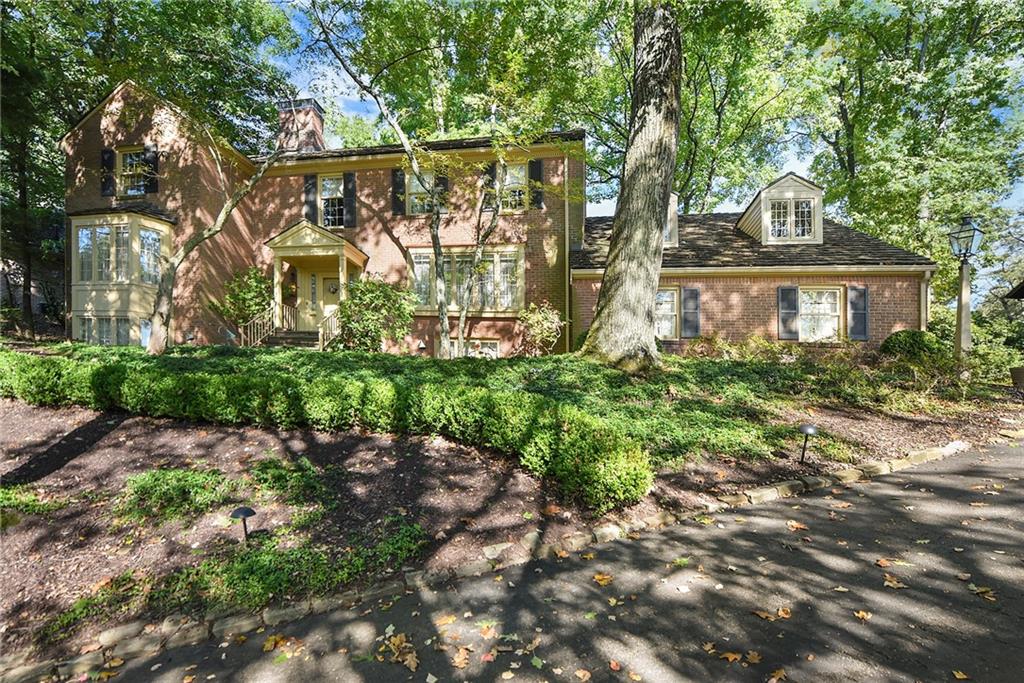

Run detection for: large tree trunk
[[581, 3, 680, 372]]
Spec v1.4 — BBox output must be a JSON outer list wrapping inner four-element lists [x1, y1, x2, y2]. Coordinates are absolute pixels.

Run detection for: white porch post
[[273, 256, 283, 328], [339, 250, 348, 300]]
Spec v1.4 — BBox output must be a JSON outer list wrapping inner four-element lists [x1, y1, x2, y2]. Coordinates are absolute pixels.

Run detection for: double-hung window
[[768, 198, 815, 240], [501, 163, 528, 211], [320, 175, 345, 227], [654, 289, 678, 339], [411, 254, 432, 306], [408, 172, 435, 214], [77, 225, 130, 282], [139, 229, 161, 284], [799, 288, 841, 342], [118, 147, 147, 197]]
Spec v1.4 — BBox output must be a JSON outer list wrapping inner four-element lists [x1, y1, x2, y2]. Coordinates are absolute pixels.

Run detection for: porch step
[[263, 330, 319, 348]]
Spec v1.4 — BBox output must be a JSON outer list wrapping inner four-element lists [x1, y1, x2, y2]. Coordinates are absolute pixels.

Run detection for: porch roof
[[265, 219, 369, 267]]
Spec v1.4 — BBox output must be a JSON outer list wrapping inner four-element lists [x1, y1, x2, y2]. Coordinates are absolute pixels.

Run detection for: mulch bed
[[1, 395, 1020, 658]]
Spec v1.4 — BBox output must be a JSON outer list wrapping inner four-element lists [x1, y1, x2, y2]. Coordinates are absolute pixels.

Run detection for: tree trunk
[[431, 206, 452, 358], [16, 135, 35, 338], [456, 161, 505, 356], [581, 3, 680, 373]]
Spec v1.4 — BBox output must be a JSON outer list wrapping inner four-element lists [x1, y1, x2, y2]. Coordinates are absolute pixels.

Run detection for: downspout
[[920, 269, 933, 331], [563, 153, 572, 353]]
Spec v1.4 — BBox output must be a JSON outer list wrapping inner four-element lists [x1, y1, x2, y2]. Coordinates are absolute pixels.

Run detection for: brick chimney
[[277, 98, 325, 152]]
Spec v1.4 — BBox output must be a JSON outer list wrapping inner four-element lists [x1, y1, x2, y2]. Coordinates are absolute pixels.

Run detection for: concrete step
[[264, 330, 319, 348]]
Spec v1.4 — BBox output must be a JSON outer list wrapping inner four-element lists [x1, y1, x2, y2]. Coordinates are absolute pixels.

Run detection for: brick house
[[61, 81, 934, 356]]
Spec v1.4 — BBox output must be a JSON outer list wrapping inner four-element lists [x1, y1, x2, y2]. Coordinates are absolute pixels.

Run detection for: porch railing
[[239, 304, 274, 347], [239, 303, 299, 347], [318, 310, 342, 351]]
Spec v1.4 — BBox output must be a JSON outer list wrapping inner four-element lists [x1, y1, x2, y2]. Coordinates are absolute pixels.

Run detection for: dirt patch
[[1, 395, 1019, 658]]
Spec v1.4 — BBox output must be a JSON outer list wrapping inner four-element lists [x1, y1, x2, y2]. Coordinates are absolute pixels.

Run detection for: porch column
[[273, 256, 283, 327], [339, 251, 348, 300]]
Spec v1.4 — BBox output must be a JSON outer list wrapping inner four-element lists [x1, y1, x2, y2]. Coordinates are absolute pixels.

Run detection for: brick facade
[[572, 272, 924, 348], [63, 83, 582, 352]]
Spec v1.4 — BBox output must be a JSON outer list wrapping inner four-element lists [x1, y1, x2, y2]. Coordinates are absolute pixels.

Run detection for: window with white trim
[[501, 163, 528, 211], [114, 227, 131, 280], [798, 288, 841, 342], [320, 175, 345, 227], [77, 225, 131, 282], [768, 198, 815, 240], [97, 318, 113, 346], [450, 339, 500, 359], [681, 287, 700, 338], [139, 229, 161, 284], [654, 289, 678, 339], [410, 249, 522, 311], [407, 172, 435, 214], [118, 147, 147, 197]]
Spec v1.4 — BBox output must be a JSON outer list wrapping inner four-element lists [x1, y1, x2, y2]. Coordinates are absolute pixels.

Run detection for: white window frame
[[116, 146, 147, 197], [407, 171, 436, 215], [76, 224, 132, 283], [408, 246, 524, 314], [319, 175, 345, 227], [139, 228, 162, 285], [654, 288, 678, 340], [765, 197, 818, 243], [797, 286, 843, 343], [500, 163, 529, 212]]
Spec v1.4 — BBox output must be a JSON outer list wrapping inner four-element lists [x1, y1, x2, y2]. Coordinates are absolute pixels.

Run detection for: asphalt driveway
[[120, 442, 1024, 682]]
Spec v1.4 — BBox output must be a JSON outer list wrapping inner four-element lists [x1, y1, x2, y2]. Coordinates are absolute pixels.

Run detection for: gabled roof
[[737, 172, 823, 228], [572, 213, 936, 271], [265, 219, 369, 265]]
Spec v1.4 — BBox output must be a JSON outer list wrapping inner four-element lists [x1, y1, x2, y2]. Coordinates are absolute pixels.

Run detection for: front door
[[321, 277, 341, 320]]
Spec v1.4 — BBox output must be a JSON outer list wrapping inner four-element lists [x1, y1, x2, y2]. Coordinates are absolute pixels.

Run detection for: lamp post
[[947, 216, 985, 360]]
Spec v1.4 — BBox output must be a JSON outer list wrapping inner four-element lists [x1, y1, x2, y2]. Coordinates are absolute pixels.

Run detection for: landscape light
[[798, 424, 818, 464], [229, 506, 256, 544]]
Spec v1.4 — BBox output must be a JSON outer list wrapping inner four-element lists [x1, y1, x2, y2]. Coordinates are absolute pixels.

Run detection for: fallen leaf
[[386, 633, 419, 672], [768, 668, 788, 682], [875, 558, 894, 568], [854, 610, 872, 621], [702, 641, 716, 653], [96, 673, 119, 682], [543, 503, 562, 516], [745, 650, 762, 664], [501, 672, 514, 680], [183, 677, 196, 683], [581, 552, 596, 560], [786, 520, 809, 532], [956, 573, 972, 581], [953, 671, 970, 680], [776, 607, 792, 619], [752, 610, 777, 622], [107, 658, 125, 668], [555, 549, 570, 558], [452, 647, 470, 669], [967, 583, 996, 602], [574, 669, 592, 681], [719, 651, 742, 663], [593, 572, 614, 587], [531, 655, 544, 669], [883, 573, 908, 589], [628, 673, 642, 681], [609, 660, 621, 671], [80, 642, 102, 654], [833, 586, 849, 592], [434, 614, 457, 627]]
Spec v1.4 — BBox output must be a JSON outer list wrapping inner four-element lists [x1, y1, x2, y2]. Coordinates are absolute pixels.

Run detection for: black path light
[[230, 506, 256, 544], [798, 424, 818, 464]]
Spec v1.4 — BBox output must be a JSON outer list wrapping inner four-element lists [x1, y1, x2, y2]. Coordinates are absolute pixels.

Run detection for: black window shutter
[[528, 158, 543, 208], [343, 172, 357, 227], [484, 162, 497, 209], [778, 286, 799, 340], [303, 174, 318, 222], [681, 287, 700, 338], [100, 148, 116, 197], [391, 168, 405, 215], [143, 144, 158, 193], [435, 174, 449, 213], [848, 286, 869, 341]]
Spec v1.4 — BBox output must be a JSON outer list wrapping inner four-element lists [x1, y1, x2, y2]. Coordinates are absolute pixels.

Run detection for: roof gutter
[[571, 264, 937, 280]]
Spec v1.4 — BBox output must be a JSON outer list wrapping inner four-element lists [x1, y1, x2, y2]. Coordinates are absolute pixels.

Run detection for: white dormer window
[[769, 198, 814, 240], [736, 173, 824, 245]]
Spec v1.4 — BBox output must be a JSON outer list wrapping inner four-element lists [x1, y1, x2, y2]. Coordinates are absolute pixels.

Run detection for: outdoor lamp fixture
[[230, 506, 256, 544], [948, 216, 985, 359], [798, 423, 818, 464]]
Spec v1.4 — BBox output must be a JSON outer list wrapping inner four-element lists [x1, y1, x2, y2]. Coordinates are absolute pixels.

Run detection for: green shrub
[[549, 407, 653, 513], [10, 354, 67, 406], [880, 329, 945, 360], [358, 379, 400, 432], [517, 302, 563, 356], [304, 376, 363, 430], [209, 267, 273, 329], [118, 468, 235, 521], [0, 485, 67, 514], [331, 278, 416, 352], [480, 392, 558, 474], [406, 383, 489, 442]]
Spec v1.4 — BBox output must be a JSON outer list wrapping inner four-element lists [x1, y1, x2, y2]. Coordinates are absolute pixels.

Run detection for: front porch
[[241, 220, 369, 349]]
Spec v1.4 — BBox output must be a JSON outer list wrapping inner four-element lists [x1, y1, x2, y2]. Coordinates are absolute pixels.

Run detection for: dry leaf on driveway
[[854, 610, 872, 621], [745, 650, 762, 664], [776, 607, 792, 619], [786, 520, 809, 532], [593, 572, 614, 586], [768, 668, 788, 682], [434, 614, 457, 627], [719, 651, 742, 663], [883, 573, 908, 589], [953, 671, 970, 680], [574, 669, 592, 681]]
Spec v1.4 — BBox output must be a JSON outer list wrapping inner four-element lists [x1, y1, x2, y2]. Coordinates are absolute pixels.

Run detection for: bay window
[[410, 247, 523, 311]]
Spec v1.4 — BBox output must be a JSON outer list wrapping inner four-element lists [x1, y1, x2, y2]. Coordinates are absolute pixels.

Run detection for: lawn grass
[[29, 340, 985, 466]]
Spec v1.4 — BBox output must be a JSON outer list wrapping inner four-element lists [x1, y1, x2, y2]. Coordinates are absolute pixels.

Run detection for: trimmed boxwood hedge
[[0, 350, 652, 513]]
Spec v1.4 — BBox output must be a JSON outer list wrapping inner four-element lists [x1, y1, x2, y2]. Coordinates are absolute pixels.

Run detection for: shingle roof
[[1006, 281, 1024, 300], [571, 213, 935, 270], [266, 128, 585, 162], [67, 201, 178, 225]]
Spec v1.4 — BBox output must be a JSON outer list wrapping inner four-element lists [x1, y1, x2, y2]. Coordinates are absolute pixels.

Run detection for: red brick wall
[[572, 273, 924, 348], [64, 84, 583, 352]]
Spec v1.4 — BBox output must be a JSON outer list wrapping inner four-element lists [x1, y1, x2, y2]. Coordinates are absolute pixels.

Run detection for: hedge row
[[0, 350, 652, 512]]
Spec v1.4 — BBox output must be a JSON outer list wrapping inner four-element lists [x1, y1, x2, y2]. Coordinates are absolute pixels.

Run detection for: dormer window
[[769, 198, 814, 240]]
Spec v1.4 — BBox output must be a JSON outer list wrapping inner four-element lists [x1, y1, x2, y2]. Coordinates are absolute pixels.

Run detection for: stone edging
[[0, 440, 973, 683]]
